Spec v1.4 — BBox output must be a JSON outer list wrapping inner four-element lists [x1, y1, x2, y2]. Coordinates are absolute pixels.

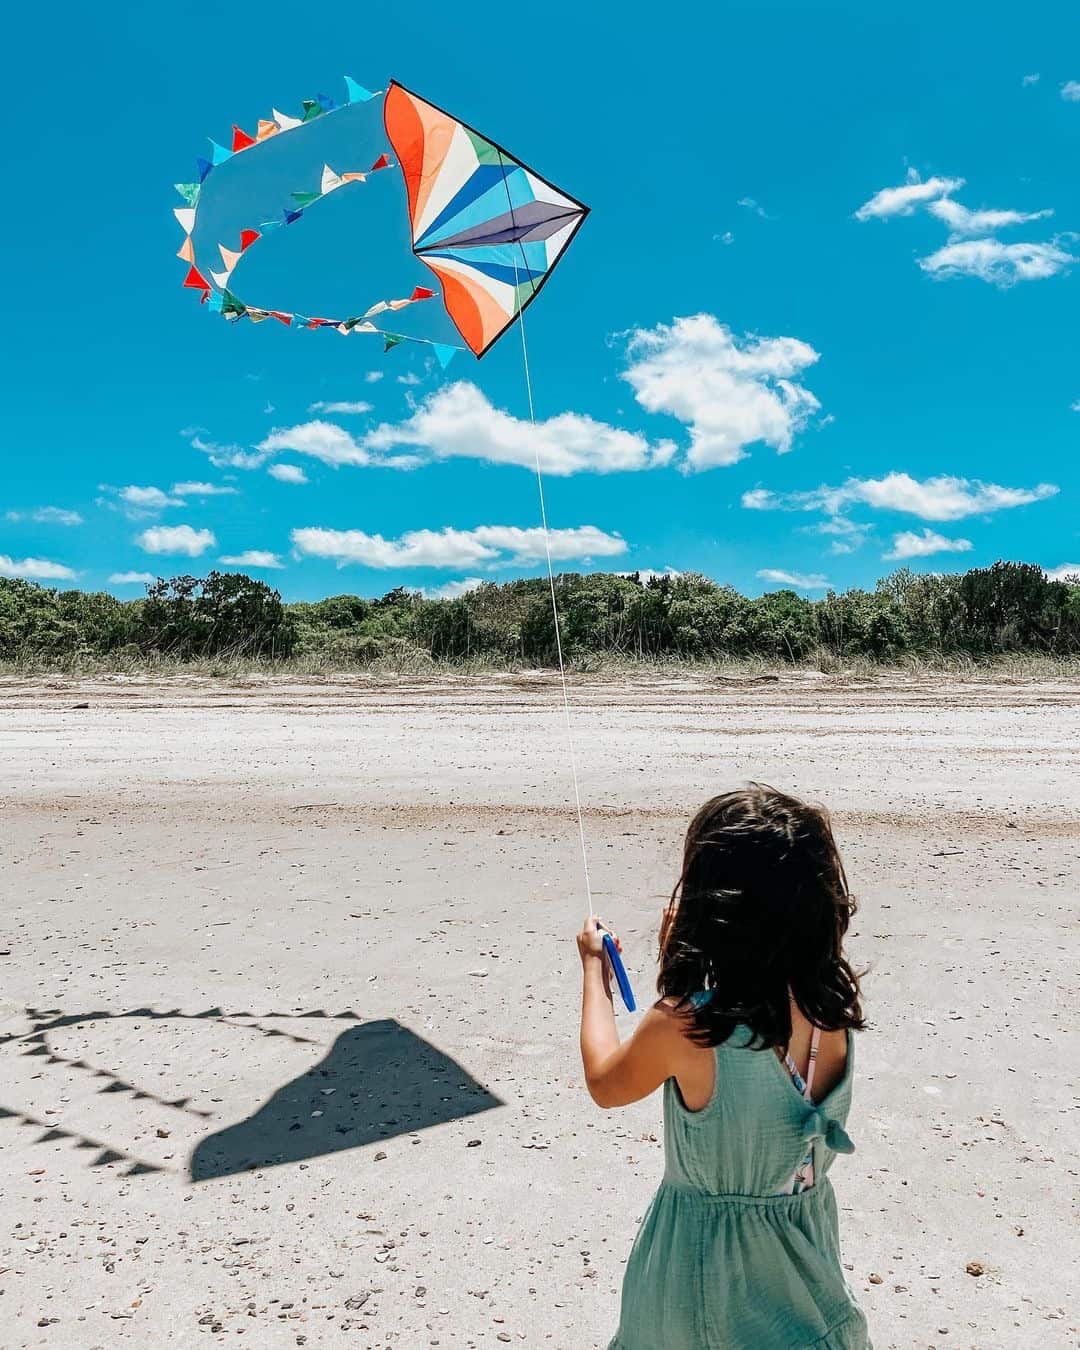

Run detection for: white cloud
[[118, 485, 181, 513], [190, 434, 268, 471], [1046, 563, 1080, 582], [307, 400, 374, 415], [258, 420, 372, 468], [1071, 399, 1080, 413], [136, 525, 216, 557], [804, 516, 873, 555], [736, 197, 771, 218], [925, 198, 1052, 236], [855, 169, 965, 221], [919, 237, 1074, 286], [219, 550, 284, 569], [364, 371, 384, 384], [268, 463, 309, 485], [743, 472, 1058, 522], [172, 481, 239, 497], [330, 384, 675, 474], [715, 231, 735, 245], [421, 577, 486, 599], [883, 529, 974, 561], [757, 569, 830, 591], [397, 372, 422, 387], [0, 555, 78, 581], [621, 315, 822, 469], [290, 524, 627, 570], [5, 506, 84, 526], [109, 571, 155, 585], [1061, 80, 1080, 101], [1022, 73, 1040, 86]]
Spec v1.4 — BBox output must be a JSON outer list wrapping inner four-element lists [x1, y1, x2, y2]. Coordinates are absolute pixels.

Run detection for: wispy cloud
[[621, 315, 822, 469], [883, 528, 973, 561], [136, 525, 216, 557], [736, 197, 773, 219], [1046, 563, 1080, 582], [925, 198, 1052, 236], [1061, 80, 1080, 101], [190, 434, 268, 471], [290, 524, 628, 570], [0, 555, 78, 581], [364, 371, 384, 384], [219, 550, 284, 569], [5, 506, 84, 526], [1022, 73, 1040, 87], [757, 569, 830, 591], [918, 238, 1074, 286], [307, 400, 374, 415], [421, 577, 487, 599], [172, 481, 239, 497], [109, 571, 155, 585], [743, 472, 1058, 522], [268, 464, 309, 485], [855, 169, 965, 221]]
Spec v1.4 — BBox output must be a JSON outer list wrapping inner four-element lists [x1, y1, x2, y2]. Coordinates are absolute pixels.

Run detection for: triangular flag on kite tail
[[256, 119, 279, 141], [316, 92, 338, 112], [210, 269, 233, 289], [239, 229, 260, 251], [221, 290, 247, 317], [232, 125, 257, 152], [350, 321, 378, 334], [344, 76, 375, 103], [183, 266, 212, 291], [208, 139, 233, 166], [272, 108, 302, 131], [364, 301, 389, 317], [282, 207, 304, 225], [207, 291, 224, 313], [218, 244, 242, 271], [301, 99, 323, 122], [196, 156, 213, 183], [320, 164, 344, 194], [342, 171, 367, 183], [370, 153, 390, 172], [269, 311, 292, 326], [291, 190, 320, 208], [173, 207, 196, 234], [174, 182, 200, 206], [410, 286, 436, 301], [176, 235, 195, 262], [383, 333, 404, 352], [433, 344, 458, 370]]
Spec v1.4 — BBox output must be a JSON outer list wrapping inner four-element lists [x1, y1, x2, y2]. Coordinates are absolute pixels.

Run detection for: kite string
[[513, 267, 594, 918]]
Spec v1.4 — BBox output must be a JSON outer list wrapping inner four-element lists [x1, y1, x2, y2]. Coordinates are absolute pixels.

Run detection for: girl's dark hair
[[658, 783, 865, 1050]]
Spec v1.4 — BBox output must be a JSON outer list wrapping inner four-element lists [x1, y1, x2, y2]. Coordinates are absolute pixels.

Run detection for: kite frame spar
[[384, 79, 591, 358]]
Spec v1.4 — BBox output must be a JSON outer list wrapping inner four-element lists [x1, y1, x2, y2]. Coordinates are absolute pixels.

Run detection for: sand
[[1, 671, 1077, 1349]]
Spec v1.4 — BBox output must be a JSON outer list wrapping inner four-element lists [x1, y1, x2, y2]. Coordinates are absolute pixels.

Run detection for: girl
[[578, 784, 870, 1350]]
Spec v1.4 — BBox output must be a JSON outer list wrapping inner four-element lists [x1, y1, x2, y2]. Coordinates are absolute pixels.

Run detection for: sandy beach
[[1, 671, 1077, 1349]]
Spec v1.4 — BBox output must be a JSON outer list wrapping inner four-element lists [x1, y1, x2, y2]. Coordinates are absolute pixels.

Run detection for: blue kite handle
[[600, 930, 637, 1012]]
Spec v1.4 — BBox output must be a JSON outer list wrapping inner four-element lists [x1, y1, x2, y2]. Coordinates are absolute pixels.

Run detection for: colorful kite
[[382, 81, 589, 357], [175, 76, 588, 364]]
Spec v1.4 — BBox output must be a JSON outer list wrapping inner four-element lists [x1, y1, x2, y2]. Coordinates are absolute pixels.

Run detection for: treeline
[[1, 562, 1079, 667]]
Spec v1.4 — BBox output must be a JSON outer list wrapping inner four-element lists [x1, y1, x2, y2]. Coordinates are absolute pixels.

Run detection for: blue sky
[[4, 0, 1080, 599]]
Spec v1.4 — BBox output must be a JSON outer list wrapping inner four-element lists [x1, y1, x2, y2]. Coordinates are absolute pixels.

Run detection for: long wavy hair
[[657, 784, 865, 1049]]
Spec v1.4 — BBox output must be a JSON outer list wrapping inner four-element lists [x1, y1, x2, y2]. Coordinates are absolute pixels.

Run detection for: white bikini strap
[[803, 1025, 822, 1099]]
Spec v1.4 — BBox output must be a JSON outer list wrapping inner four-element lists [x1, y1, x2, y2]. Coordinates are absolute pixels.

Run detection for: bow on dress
[[800, 1107, 855, 1155]]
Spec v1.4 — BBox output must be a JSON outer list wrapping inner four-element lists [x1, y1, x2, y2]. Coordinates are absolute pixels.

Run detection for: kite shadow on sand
[[190, 1018, 501, 1181]]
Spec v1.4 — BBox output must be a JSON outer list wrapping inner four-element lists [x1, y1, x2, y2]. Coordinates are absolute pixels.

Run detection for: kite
[[174, 76, 588, 364], [382, 81, 589, 357]]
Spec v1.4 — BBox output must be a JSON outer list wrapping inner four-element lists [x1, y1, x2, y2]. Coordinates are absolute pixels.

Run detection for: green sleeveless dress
[[609, 1023, 870, 1350]]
